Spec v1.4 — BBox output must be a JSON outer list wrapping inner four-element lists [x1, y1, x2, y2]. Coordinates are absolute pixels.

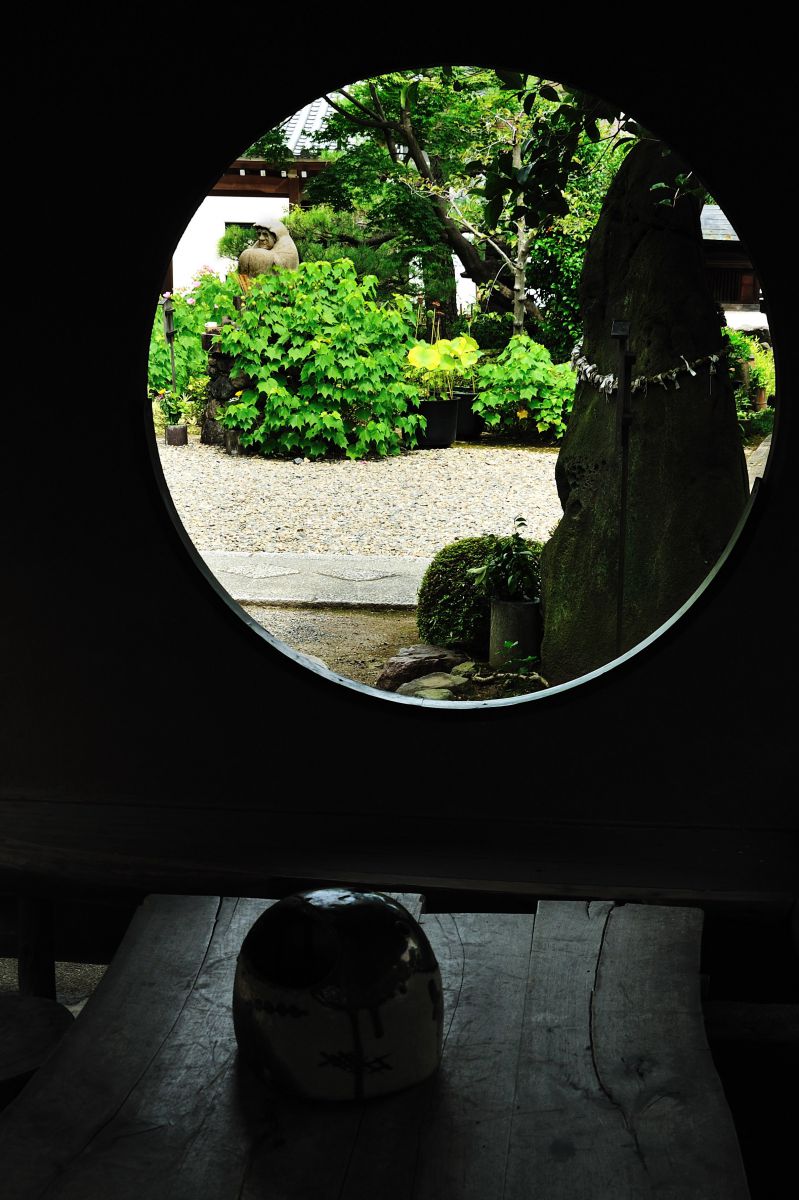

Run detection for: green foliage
[[473, 335, 575, 440], [217, 225, 256, 261], [155, 389, 184, 426], [148, 286, 213, 396], [455, 308, 514, 351], [416, 536, 497, 653], [723, 327, 776, 425], [468, 516, 543, 600], [243, 125, 292, 167], [152, 375, 209, 430], [281, 204, 408, 298], [213, 259, 424, 459], [407, 334, 481, 399], [180, 375, 210, 426]]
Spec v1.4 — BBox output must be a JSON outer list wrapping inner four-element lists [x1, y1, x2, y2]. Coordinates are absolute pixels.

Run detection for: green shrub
[[148, 270, 225, 396], [723, 327, 776, 417], [148, 289, 211, 396], [473, 335, 576, 441], [214, 259, 424, 459], [217, 224, 256, 261], [468, 515, 543, 600], [416, 536, 496, 654]]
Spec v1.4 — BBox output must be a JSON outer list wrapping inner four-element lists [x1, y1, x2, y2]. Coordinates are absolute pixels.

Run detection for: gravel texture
[[157, 438, 563, 555]]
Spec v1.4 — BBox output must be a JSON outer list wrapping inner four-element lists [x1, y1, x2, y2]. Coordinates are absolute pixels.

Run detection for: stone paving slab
[[745, 433, 772, 487], [200, 551, 431, 607]]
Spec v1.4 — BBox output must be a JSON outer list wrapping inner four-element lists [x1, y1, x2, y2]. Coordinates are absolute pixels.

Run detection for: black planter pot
[[454, 390, 483, 441], [415, 397, 458, 449]]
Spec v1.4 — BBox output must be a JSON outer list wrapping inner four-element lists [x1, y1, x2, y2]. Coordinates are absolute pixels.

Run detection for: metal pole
[[611, 321, 636, 658], [162, 296, 177, 394]]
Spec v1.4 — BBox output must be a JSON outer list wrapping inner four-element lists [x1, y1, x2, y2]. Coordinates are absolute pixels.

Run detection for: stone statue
[[237, 218, 299, 277]]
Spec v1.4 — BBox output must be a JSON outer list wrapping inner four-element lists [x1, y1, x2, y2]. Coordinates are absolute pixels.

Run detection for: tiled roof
[[701, 205, 739, 242], [282, 98, 333, 156]]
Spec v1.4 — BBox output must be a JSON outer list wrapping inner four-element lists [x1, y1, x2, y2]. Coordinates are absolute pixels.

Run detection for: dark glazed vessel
[[233, 889, 443, 1101]]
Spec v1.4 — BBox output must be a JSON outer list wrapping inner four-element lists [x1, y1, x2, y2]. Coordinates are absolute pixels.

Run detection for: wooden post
[[17, 898, 56, 999]]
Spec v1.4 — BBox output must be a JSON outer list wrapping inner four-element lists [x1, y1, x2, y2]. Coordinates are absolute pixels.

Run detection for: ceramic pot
[[489, 598, 542, 669], [233, 888, 444, 1101], [164, 424, 188, 446]]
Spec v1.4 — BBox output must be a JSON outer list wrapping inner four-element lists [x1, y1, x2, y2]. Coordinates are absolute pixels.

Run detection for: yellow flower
[[516, 408, 528, 420]]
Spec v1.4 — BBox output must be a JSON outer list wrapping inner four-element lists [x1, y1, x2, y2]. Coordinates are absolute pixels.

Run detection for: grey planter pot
[[488, 599, 542, 669], [164, 424, 188, 446]]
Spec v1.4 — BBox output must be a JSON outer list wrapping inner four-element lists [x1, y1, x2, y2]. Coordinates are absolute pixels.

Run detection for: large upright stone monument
[[540, 141, 749, 685]]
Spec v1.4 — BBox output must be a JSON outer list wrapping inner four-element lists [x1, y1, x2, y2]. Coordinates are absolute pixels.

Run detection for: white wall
[[171, 196, 289, 290]]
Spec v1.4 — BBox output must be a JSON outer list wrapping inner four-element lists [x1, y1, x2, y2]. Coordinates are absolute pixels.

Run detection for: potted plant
[[407, 334, 482, 449], [468, 515, 544, 668], [157, 389, 189, 446]]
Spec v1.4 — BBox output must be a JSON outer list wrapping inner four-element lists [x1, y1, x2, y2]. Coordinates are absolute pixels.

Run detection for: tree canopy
[[293, 66, 636, 344]]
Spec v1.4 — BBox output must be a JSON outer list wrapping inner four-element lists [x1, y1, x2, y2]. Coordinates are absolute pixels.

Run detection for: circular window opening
[[149, 66, 775, 707]]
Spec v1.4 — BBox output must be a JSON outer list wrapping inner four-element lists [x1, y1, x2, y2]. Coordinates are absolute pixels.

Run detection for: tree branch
[[368, 83, 400, 162], [323, 94, 386, 131], [336, 86, 384, 124]]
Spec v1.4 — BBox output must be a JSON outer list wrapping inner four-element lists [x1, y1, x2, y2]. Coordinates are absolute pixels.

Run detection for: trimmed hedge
[[416, 536, 497, 654]]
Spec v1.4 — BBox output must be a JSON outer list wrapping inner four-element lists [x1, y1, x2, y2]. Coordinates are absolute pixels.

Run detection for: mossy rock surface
[[416, 536, 497, 655]]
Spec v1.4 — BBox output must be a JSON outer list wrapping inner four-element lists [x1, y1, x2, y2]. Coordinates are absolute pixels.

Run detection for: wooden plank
[[2, 799, 794, 905], [384, 892, 425, 919], [330, 912, 536, 1200], [16, 897, 56, 997], [504, 901, 749, 1199], [0, 894, 227, 1196], [0, 994, 74, 1108], [1, 898, 749, 1199], [593, 905, 749, 1199]]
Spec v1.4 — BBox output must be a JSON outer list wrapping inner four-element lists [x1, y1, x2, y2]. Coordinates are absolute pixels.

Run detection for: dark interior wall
[[3, 21, 794, 891]]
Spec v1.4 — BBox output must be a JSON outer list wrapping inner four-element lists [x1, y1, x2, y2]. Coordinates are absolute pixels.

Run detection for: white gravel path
[[157, 439, 564, 555]]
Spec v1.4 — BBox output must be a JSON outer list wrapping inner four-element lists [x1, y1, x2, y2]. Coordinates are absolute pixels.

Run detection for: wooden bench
[[0, 895, 750, 1199]]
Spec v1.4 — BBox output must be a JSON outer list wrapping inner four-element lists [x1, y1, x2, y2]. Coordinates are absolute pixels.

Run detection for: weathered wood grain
[[0, 894, 228, 1196], [503, 901, 749, 1199], [2, 799, 794, 908], [593, 904, 750, 1199], [0, 994, 74, 1108], [0, 897, 750, 1199]]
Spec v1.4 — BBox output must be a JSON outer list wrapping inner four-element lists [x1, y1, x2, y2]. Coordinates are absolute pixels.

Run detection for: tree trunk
[[423, 243, 458, 336]]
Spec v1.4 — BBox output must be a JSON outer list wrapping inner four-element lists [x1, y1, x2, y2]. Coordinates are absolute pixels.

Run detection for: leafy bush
[[217, 224, 256, 262], [468, 515, 543, 600], [147, 276, 218, 393], [213, 259, 424, 459], [473, 335, 576, 440], [406, 335, 481, 399], [723, 327, 776, 443], [416, 536, 497, 654]]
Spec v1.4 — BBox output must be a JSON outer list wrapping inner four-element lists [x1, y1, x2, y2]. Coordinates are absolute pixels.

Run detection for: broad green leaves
[[473, 335, 576, 440], [407, 335, 481, 399], [212, 259, 424, 459]]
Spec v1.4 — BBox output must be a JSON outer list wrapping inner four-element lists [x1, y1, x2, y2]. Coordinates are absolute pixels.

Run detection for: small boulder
[[396, 672, 468, 697], [376, 644, 469, 692], [451, 661, 476, 677]]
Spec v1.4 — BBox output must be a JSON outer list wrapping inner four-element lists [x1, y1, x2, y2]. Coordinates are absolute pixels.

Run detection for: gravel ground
[[157, 438, 563, 555]]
